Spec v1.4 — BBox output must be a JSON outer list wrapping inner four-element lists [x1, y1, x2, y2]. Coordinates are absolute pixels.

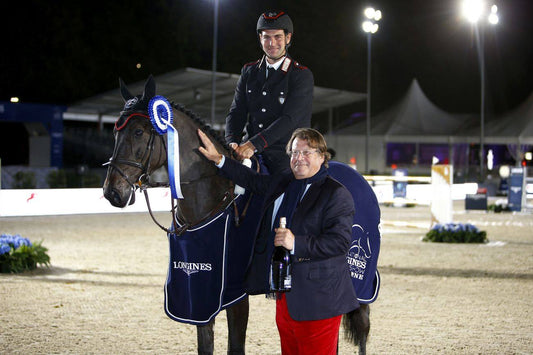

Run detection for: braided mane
[[171, 101, 231, 154]]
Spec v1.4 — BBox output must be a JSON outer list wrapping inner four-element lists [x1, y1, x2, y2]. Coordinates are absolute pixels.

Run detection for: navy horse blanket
[[164, 187, 262, 325], [164, 161, 380, 325], [328, 161, 381, 303]]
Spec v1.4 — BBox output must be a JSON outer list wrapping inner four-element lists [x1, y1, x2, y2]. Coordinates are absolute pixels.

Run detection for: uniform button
[[280, 91, 284, 95], [258, 123, 263, 128], [262, 91, 267, 96], [261, 108, 266, 112], [247, 89, 252, 93]]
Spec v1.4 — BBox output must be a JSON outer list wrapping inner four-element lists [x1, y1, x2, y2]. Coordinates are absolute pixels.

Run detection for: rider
[[225, 10, 314, 173]]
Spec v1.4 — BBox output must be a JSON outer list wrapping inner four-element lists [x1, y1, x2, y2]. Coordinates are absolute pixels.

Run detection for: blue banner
[[0, 102, 65, 167], [508, 167, 525, 212]]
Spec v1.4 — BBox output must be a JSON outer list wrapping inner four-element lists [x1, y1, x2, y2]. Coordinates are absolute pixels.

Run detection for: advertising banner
[[508, 167, 526, 212], [392, 168, 408, 198]]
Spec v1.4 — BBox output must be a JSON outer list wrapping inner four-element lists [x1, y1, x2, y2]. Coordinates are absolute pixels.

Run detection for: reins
[[232, 156, 260, 227]]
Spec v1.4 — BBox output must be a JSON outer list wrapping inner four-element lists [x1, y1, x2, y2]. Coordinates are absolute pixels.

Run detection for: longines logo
[[347, 224, 372, 281], [173, 261, 212, 276]]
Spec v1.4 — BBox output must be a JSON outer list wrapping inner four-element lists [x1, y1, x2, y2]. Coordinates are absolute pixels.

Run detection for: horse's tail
[[342, 304, 370, 354]]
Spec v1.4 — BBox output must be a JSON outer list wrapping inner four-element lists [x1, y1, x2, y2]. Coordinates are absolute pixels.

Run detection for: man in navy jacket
[[199, 128, 358, 354], [225, 11, 314, 174]]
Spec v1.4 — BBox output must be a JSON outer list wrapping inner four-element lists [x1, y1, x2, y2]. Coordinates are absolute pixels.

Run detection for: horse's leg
[[342, 304, 370, 355], [226, 296, 249, 355], [197, 319, 215, 355]]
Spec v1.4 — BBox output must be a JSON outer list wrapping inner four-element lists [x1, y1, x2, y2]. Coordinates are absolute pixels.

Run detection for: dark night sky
[[2, 0, 533, 120]]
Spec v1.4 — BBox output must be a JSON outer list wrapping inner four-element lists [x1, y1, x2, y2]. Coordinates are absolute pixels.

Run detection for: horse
[[103, 75, 371, 354]]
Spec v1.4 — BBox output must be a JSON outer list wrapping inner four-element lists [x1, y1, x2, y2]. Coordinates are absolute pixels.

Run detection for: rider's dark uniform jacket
[[225, 55, 314, 173]]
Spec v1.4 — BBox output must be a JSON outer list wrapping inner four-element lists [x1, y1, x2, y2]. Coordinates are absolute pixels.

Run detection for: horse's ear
[[119, 78, 134, 102], [141, 75, 156, 102]]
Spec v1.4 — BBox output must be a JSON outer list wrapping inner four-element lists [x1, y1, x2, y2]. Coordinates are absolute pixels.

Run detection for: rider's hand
[[233, 141, 256, 160]]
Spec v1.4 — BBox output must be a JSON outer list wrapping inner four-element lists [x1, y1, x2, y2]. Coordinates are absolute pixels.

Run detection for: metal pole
[[474, 24, 485, 181], [365, 33, 371, 174], [210, 0, 219, 127], [480, 26, 485, 181]]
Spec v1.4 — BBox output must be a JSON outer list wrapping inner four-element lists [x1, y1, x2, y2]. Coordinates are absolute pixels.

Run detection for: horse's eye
[[134, 129, 144, 137]]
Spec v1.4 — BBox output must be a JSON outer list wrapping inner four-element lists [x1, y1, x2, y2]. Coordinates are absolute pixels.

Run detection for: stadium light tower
[[461, 0, 498, 181], [210, 0, 219, 127], [362, 7, 381, 174]]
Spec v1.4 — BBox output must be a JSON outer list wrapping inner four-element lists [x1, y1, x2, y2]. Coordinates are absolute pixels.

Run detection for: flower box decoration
[[0, 234, 50, 273], [423, 223, 487, 243]]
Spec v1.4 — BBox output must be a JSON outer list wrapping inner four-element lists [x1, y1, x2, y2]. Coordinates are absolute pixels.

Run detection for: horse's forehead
[[115, 112, 150, 132], [116, 94, 151, 130]]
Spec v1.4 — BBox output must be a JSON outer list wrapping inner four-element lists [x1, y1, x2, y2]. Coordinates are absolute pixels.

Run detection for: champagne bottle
[[270, 217, 292, 292]]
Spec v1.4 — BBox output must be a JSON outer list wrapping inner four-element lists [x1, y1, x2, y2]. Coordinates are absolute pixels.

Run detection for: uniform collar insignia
[[281, 57, 291, 73]]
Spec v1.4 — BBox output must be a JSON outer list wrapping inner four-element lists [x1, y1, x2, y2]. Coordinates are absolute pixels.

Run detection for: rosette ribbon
[[148, 96, 184, 199]]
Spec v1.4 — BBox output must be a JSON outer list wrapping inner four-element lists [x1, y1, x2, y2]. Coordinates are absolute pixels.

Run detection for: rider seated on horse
[[224, 10, 314, 174]]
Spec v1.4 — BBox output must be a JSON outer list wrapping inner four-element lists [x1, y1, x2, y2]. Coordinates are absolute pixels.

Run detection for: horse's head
[[103, 75, 167, 207], [103, 75, 234, 229]]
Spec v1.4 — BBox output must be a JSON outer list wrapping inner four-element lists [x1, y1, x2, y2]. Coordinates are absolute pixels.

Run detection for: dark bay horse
[[103, 76, 370, 354]]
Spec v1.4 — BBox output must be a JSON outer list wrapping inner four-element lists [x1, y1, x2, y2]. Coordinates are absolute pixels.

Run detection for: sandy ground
[[1, 202, 532, 354]]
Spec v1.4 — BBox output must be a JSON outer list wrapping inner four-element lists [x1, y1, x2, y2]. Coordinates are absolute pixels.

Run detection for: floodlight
[[488, 12, 499, 24], [364, 7, 376, 19], [462, 0, 483, 23], [362, 20, 374, 33]]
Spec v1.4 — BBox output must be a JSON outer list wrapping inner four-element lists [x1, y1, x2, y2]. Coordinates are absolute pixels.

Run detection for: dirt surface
[[1, 202, 532, 354]]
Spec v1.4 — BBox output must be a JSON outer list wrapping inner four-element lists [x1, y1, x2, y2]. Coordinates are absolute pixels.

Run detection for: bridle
[[104, 112, 166, 191], [104, 110, 250, 235]]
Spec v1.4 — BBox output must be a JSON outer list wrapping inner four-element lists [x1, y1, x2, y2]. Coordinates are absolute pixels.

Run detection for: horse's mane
[[171, 102, 231, 155]]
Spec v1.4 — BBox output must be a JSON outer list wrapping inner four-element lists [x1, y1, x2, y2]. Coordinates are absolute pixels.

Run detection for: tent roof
[[64, 67, 366, 128], [338, 79, 475, 141], [483, 91, 533, 143]]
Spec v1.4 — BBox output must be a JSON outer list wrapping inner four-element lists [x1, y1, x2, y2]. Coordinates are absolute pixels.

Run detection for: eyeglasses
[[288, 149, 318, 158]]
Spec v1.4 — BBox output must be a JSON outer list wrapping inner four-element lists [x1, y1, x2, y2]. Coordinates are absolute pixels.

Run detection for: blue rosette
[[148, 96, 183, 199], [149, 96, 174, 135]]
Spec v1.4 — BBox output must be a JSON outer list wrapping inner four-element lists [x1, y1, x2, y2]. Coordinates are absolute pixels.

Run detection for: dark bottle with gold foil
[[270, 217, 292, 292]]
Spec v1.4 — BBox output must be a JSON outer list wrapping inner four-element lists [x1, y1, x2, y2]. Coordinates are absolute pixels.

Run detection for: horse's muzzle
[[104, 187, 136, 208]]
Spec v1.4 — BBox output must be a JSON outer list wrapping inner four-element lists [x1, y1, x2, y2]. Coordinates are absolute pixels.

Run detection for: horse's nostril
[[112, 192, 123, 207], [104, 188, 127, 208]]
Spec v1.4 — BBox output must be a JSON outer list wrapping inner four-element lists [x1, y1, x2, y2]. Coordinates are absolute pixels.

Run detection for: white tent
[[483, 92, 533, 145], [340, 79, 473, 141], [329, 79, 476, 173]]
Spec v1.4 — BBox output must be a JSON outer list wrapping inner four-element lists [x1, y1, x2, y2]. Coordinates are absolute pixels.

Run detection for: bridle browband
[[104, 110, 245, 235]]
